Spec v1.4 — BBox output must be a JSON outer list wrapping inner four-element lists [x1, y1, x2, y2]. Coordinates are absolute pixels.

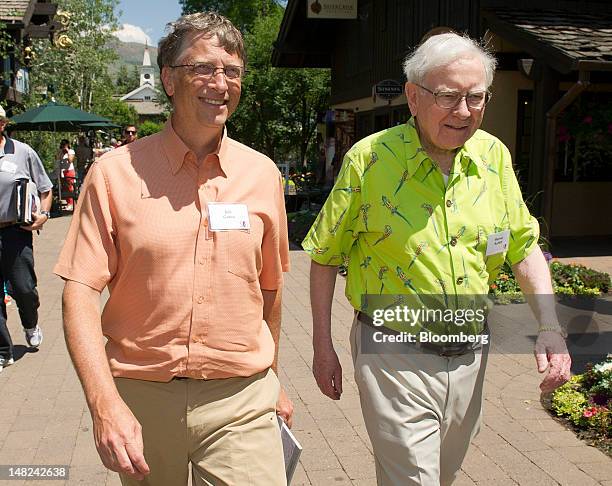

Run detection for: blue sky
[[115, 0, 183, 45]]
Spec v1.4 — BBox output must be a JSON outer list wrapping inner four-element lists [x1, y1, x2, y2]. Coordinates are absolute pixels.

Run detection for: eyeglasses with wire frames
[[169, 62, 246, 80], [416, 84, 491, 110]]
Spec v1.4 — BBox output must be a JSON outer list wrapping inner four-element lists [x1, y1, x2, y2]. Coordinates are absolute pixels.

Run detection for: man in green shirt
[[303, 33, 571, 485]]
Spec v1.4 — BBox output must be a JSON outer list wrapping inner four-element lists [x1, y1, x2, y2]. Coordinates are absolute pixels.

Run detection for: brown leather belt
[[356, 311, 487, 357], [0, 222, 17, 229]]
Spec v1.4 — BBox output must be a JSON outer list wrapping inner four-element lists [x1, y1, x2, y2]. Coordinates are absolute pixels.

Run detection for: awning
[[482, 8, 612, 73]]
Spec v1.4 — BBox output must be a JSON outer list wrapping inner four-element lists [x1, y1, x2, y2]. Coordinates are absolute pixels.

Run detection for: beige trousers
[[115, 368, 286, 486], [350, 318, 488, 486]]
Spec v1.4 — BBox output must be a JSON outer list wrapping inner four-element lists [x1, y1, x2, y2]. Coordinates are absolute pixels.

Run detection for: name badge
[[207, 203, 250, 231], [485, 229, 510, 256], [0, 160, 17, 174]]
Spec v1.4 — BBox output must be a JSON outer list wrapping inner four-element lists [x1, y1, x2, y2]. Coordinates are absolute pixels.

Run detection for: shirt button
[[203, 219, 208, 227], [197, 296, 204, 304], [450, 237, 458, 246], [456, 276, 464, 285], [446, 199, 453, 208], [199, 256, 206, 265]]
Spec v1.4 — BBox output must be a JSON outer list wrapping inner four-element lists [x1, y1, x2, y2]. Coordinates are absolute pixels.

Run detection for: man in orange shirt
[[55, 12, 291, 486]]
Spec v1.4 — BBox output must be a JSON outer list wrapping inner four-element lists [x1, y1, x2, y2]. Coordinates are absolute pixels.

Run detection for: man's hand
[[22, 212, 48, 232], [92, 397, 150, 480], [276, 387, 294, 428], [313, 344, 343, 400], [534, 331, 571, 392]]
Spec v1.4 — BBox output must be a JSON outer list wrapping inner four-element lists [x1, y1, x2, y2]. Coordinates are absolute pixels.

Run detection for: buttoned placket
[[440, 158, 468, 299], [187, 153, 217, 373]]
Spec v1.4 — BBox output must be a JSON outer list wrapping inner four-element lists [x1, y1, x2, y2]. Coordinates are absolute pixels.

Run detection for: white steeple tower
[[140, 42, 155, 88]]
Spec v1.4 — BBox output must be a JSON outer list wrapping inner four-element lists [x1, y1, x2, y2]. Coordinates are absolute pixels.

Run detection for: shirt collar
[[160, 120, 231, 176], [456, 137, 485, 177], [403, 118, 430, 178], [404, 117, 482, 178]]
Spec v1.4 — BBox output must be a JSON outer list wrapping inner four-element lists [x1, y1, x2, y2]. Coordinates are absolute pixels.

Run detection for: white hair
[[403, 33, 497, 88]]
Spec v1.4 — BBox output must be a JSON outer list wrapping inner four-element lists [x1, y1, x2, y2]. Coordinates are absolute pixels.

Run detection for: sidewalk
[[0, 215, 610, 486]]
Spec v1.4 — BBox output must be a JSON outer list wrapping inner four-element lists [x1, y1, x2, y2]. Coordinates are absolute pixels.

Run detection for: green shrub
[[552, 376, 589, 426], [551, 357, 612, 440], [551, 262, 611, 294], [138, 120, 165, 138], [490, 261, 611, 299], [287, 210, 319, 245]]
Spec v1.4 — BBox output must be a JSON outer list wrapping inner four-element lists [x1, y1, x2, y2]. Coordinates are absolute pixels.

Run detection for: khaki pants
[[115, 369, 286, 486], [350, 319, 489, 486]]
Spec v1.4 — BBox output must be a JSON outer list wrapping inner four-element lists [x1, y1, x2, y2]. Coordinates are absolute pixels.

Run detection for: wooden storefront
[[273, 0, 612, 238]]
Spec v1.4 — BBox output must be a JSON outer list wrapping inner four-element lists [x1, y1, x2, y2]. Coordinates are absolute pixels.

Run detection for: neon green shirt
[[302, 119, 539, 333]]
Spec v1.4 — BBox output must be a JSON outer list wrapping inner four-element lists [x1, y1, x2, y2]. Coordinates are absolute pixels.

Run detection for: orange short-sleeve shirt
[[54, 122, 290, 381]]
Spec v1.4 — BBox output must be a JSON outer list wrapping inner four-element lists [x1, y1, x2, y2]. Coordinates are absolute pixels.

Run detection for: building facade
[[0, 0, 58, 111], [273, 0, 612, 238], [120, 44, 166, 123]]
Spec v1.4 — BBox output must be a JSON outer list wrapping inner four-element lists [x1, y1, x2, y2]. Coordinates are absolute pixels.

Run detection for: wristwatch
[[40, 210, 51, 218]]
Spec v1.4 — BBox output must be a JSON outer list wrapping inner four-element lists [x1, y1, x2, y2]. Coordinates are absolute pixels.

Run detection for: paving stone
[[461, 447, 511, 482], [524, 449, 599, 486], [553, 445, 610, 464], [574, 459, 612, 481], [336, 453, 376, 480], [306, 468, 351, 485], [454, 470, 478, 485], [2, 216, 610, 486]]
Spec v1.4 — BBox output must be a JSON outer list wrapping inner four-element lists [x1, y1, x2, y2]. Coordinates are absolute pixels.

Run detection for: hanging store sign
[[307, 0, 358, 19], [373, 79, 403, 102]]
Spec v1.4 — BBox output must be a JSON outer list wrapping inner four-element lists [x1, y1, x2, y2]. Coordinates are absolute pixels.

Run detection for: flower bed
[[490, 261, 611, 303], [551, 357, 612, 455]]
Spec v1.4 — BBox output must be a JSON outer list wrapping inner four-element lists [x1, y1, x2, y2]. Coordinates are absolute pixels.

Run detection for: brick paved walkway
[[0, 215, 610, 485]]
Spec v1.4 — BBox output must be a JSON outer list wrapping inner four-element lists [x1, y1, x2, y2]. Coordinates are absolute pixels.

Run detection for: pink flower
[[582, 115, 593, 124], [557, 125, 571, 143], [583, 406, 598, 418]]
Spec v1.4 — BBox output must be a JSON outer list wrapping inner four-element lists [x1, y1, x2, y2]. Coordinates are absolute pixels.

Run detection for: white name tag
[[485, 230, 510, 256], [0, 160, 17, 174], [207, 203, 250, 231]]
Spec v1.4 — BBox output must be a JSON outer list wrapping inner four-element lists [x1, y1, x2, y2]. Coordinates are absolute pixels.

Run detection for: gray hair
[[157, 12, 246, 71], [403, 33, 497, 88]]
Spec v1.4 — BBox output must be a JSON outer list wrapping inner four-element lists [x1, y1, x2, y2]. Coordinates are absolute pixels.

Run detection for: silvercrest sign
[[307, 0, 358, 19], [373, 79, 403, 103]]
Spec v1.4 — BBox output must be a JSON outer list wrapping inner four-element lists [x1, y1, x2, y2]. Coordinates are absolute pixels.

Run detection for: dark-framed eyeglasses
[[125, 130, 137, 135], [416, 84, 491, 110], [169, 62, 246, 80]]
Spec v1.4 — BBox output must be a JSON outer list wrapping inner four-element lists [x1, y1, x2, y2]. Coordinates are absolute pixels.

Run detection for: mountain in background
[[108, 38, 160, 79]]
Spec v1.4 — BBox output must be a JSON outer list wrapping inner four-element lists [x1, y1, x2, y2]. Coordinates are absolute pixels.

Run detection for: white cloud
[[113, 23, 152, 45]]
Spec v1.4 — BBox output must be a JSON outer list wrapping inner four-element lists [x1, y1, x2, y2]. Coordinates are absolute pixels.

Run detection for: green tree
[[11, 0, 139, 169], [180, 0, 281, 31], [114, 64, 141, 95], [138, 120, 165, 137], [23, 0, 120, 111], [228, 9, 330, 164]]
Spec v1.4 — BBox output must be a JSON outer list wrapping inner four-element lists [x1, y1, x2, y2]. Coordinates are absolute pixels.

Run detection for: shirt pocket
[[225, 230, 259, 283], [476, 224, 510, 282]]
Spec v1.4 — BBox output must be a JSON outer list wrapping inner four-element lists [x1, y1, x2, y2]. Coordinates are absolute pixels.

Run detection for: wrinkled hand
[[21, 212, 48, 232], [313, 345, 342, 400], [92, 398, 150, 480], [276, 387, 294, 428], [534, 331, 571, 392]]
